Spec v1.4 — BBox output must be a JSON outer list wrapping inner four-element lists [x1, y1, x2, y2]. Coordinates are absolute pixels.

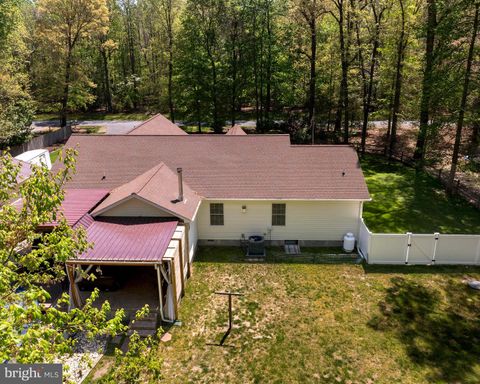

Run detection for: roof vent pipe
[[177, 167, 184, 202]]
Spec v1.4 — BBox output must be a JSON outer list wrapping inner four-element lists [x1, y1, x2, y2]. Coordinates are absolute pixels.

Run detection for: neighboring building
[[15, 149, 52, 170], [51, 116, 370, 321], [12, 158, 33, 184], [225, 125, 247, 135], [128, 114, 187, 135]]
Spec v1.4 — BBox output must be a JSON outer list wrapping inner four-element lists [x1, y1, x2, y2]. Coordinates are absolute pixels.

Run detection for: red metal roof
[[76, 217, 178, 262], [47, 189, 109, 226], [13, 188, 109, 227]]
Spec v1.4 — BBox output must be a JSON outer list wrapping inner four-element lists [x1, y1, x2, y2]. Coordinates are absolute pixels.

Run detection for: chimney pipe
[[177, 167, 183, 202]]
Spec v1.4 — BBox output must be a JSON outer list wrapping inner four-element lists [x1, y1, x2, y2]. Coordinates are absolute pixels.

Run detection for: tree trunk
[[414, 0, 436, 165], [101, 48, 113, 113], [308, 12, 317, 144], [252, 11, 260, 131], [339, 0, 349, 143], [334, 0, 348, 143], [165, 0, 175, 122], [60, 49, 72, 127], [361, 6, 383, 155], [265, 3, 272, 131], [354, 4, 367, 153], [447, 3, 479, 191], [389, 0, 407, 158]]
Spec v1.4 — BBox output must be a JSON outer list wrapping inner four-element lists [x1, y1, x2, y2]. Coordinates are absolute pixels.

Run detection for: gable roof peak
[[226, 125, 247, 135], [128, 113, 187, 135], [91, 162, 201, 221]]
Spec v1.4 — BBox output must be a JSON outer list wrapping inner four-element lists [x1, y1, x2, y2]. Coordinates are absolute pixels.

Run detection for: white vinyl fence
[[358, 219, 480, 265]]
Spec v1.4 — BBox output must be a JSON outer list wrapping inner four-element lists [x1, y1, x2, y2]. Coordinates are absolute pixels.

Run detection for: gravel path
[[56, 333, 108, 383]]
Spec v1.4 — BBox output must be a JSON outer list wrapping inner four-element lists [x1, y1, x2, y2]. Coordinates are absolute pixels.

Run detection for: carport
[[66, 216, 186, 322]]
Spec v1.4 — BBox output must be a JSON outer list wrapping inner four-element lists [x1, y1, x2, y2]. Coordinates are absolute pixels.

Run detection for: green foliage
[[0, 150, 125, 364], [98, 332, 162, 384], [0, 0, 34, 148]]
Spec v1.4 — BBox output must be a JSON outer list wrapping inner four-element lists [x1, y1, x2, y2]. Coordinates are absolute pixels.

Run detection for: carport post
[[155, 263, 168, 323], [66, 264, 81, 308]]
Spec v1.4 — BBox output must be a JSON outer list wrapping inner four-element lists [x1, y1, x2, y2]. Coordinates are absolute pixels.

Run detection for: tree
[[387, 0, 409, 158], [161, 0, 176, 122], [357, 0, 387, 155], [413, 0, 436, 164], [0, 0, 34, 148], [296, 0, 325, 143], [36, 0, 109, 127], [330, 0, 351, 143], [447, 2, 479, 191], [0, 150, 125, 364]]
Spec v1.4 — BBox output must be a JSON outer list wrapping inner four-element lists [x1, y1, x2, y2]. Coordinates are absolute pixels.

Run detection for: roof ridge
[[136, 163, 165, 195], [128, 113, 159, 133], [71, 134, 290, 137]]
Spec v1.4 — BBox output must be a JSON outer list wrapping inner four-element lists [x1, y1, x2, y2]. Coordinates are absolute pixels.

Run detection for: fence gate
[[407, 234, 438, 264]]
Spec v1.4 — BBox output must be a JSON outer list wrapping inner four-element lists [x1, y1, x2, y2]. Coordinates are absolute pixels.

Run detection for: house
[[15, 149, 52, 170], [53, 117, 370, 322], [225, 125, 247, 135], [128, 114, 187, 135], [12, 158, 33, 184]]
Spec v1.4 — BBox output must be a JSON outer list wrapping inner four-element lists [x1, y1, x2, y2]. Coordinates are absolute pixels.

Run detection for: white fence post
[[405, 232, 412, 264], [475, 238, 480, 265], [432, 232, 439, 264]]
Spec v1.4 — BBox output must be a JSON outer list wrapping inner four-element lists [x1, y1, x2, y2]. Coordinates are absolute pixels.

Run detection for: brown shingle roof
[[226, 125, 247, 135], [59, 135, 370, 200], [128, 114, 187, 135], [91, 163, 201, 221]]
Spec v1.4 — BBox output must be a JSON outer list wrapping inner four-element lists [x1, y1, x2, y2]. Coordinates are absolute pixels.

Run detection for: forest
[[0, 0, 479, 189]]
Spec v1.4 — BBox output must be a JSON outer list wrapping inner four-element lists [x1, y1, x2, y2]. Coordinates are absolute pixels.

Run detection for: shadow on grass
[[363, 264, 480, 275], [369, 277, 480, 382]]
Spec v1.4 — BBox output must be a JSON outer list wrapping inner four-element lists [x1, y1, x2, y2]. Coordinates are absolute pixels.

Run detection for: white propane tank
[[343, 232, 355, 253]]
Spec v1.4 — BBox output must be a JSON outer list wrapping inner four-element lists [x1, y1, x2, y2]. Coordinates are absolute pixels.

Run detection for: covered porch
[[66, 217, 188, 323]]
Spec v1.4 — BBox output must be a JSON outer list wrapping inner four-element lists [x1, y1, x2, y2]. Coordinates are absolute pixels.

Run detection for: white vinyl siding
[[197, 200, 362, 241], [98, 197, 175, 217], [188, 219, 198, 261]]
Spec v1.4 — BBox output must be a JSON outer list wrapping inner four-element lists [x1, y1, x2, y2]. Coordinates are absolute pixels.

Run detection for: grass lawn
[[86, 247, 480, 384], [49, 148, 61, 164], [361, 154, 480, 234]]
